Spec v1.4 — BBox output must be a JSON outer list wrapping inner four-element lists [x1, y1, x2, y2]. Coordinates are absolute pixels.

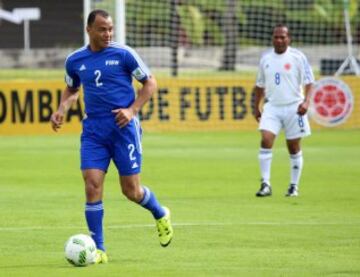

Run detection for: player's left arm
[[297, 83, 313, 115], [131, 75, 157, 114], [113, 76, 157, 128], [113, 47, 157, 127], [297, 53, 315, 116]]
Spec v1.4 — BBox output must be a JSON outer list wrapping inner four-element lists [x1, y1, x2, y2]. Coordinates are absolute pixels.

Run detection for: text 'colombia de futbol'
[[0, 84, 256, 124]]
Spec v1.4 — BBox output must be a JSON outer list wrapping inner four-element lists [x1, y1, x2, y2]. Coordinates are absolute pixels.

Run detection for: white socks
[[290, 151, 303, 186], [259, 148, 303, 187], [258, 148, 272, 185]]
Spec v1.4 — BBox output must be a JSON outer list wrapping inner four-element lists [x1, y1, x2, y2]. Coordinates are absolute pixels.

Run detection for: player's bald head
[[87, 9, 110, 27]]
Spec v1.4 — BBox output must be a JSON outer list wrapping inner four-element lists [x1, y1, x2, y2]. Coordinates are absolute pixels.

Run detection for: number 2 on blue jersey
[[275, 72, 280, 85], [94, 70, 103, 87]]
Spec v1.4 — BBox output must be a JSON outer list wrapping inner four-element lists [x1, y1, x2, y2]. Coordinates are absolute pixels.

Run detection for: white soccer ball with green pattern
[[64, 234, 97, 266]]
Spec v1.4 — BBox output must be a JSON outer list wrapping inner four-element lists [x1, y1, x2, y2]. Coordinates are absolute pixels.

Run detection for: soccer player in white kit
[[253, 24, 314, 197]]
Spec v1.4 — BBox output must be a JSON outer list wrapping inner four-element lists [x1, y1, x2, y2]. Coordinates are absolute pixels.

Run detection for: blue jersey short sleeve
[[122, 45, 151, 83], [65, 52, 82, 89]]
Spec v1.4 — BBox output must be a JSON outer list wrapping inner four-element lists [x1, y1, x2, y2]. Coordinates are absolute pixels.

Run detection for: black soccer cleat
[[256, 182, 272, 197], [285, 184, 298, 197]]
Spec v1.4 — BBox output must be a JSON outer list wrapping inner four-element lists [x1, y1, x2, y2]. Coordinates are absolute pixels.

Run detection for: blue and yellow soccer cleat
[[94, 249, 108, 264], [156, 207, 173, 247]]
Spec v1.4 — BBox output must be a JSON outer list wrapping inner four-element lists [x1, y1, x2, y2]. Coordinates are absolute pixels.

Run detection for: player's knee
[[261, 133, 275, 148], [287, 139, 301, 154], [261, 139, 273, 148], [84, 179, 102, 200], [289, 146, 301, 155]]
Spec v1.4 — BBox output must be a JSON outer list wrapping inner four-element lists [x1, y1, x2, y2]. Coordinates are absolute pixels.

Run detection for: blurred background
[[1, 0, 359, 73]]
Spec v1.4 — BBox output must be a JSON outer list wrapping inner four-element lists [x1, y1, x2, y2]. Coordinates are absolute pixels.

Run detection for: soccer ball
[[64, 234, 97, 266]]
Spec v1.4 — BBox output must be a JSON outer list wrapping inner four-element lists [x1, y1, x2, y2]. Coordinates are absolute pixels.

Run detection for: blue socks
[[85, 201, 105, 251], [139, 186, 165, 219]]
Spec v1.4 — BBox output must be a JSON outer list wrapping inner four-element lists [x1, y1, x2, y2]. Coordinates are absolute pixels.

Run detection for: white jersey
[[256, 47, 314, 105]]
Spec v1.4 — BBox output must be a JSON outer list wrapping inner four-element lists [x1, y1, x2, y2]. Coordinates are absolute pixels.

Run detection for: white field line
[[0, 222, 358, 232]]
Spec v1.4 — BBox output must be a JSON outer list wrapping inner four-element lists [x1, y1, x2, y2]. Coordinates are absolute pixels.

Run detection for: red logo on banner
[[309, 77, 353, 126]]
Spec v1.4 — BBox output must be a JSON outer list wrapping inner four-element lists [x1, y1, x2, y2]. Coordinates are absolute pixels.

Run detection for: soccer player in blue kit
[[50, 9, 173, 263]]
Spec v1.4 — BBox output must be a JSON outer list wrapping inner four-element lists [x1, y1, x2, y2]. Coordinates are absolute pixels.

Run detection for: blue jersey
[[65, 42, 151, 117]]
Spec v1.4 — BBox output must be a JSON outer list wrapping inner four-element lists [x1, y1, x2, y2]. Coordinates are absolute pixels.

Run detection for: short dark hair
[[87, 9, 110, 26], [273, 23, 290, 37]]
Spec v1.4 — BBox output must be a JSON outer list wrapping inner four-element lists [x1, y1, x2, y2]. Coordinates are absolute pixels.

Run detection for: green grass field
[[0, 130, 359, 276]]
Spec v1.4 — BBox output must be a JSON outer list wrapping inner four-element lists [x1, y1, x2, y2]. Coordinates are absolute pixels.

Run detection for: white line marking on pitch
[[0, 222, 358, 232]]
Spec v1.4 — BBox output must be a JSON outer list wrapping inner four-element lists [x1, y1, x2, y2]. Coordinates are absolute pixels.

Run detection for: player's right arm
[[253, 86, 265, 122], [51, 86, 79, 132], [51, 54, 81, 132], [253, 54, 266, 122]]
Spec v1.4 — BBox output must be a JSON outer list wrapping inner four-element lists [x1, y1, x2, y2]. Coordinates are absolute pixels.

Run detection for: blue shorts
[[80, 115, 142, 176]]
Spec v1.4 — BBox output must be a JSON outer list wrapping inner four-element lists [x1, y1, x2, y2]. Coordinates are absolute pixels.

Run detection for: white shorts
[[259, 102, 311, 139]]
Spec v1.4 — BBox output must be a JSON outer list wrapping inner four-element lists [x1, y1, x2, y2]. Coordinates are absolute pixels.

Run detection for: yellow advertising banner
[[139, 78, 255, 131], [0, 81, 82, 135], [0, 77, 358, 135]]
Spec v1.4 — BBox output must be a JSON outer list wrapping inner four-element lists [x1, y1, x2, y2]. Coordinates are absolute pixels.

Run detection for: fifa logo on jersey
[[105, 60, 120, 66]]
